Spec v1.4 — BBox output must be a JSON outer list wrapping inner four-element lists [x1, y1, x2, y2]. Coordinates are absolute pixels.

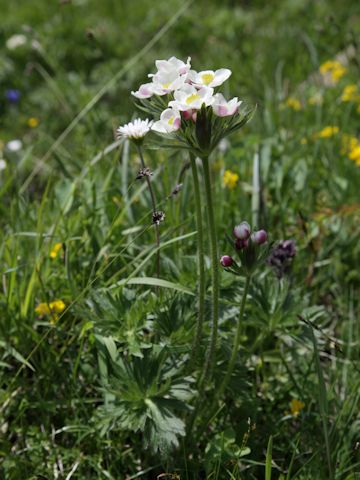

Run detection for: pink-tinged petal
[[173, 117, 181, 129], [218, 105, 229, 116]]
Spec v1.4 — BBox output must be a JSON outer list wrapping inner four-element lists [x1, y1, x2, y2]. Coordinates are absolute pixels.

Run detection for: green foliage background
[[0, 0, 360, 478]]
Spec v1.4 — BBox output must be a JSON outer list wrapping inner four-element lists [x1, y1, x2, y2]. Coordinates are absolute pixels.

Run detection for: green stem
[[216, 275, 250, 400], [201, 275, 251, 430], [136, 144, 160, 278], [189, 154, 205, 365], [186, 155, 219, 439], [199, 155, 219, 384]]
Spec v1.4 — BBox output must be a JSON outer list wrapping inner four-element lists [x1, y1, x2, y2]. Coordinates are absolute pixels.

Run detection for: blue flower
[[5, 89, 21, 104]]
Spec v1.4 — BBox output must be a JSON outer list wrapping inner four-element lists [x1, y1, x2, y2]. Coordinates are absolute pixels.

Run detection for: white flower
[[150, 56, 191, 77], [116, 118, 153, 141], [188, 68, 231, 88], [151, 70, 186, 94], [6, 139, 23, 152], [152, 108, 181, 133], [131, 82, 157, 99], [0, 159, 7, 171], [212, 93, 241, 117], [6, 34, 27, 50], [169, 84, 214, 111]]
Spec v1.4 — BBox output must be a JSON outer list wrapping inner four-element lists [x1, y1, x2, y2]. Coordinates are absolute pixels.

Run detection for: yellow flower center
[[162, 82, 171, 89], [201, 73, 214, 85], [186, 93, 200, 105], [168, 117, 174, 125]]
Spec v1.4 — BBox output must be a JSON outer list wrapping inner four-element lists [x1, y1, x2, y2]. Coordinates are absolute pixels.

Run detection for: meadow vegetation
[[1, 0, 360, 478]]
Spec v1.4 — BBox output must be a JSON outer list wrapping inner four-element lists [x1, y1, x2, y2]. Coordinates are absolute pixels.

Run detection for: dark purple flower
[[233, 221, 251, 240], [220, 255, 234, 267], [267, 240, 296, 278], [5, 89, 21, 104], [252, 229, 268, 245]]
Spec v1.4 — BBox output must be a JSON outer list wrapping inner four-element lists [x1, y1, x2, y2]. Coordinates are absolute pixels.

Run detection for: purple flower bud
[[235, 238, 249, 250], [5, 89, 21, 104], [252, 229, 268, 245], [233, 221, 251, 240], [220, 255, 233, 267]]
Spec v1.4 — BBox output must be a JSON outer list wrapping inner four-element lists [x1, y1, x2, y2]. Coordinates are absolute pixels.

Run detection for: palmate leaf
[[97, 346, 194, 454]]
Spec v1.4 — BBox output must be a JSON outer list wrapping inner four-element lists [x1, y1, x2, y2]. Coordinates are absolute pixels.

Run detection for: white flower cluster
[[131, 56, 242, 135]]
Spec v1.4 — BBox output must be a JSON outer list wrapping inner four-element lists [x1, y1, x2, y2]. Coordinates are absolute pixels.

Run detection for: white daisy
[[188, 68, 231, 88], [152, 108, 181, 134], [169, 84, 214, 111], [116, 118, 153, 141], [212, 93, 242, 117]]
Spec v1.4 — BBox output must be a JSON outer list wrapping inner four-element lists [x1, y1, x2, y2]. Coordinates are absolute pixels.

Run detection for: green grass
[[1, 0, 360, 478]]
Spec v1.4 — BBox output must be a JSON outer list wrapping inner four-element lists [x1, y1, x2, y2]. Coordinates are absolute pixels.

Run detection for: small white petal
[[212, 93, 241, 117], [151, 108, 181, 133]]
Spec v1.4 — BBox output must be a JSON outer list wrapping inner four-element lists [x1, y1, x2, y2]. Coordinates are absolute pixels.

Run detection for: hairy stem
[[136, 144, 160, 278], [189, 154, 206, 365], [186, 155, 219, 439], [199, 155, 219, 384]]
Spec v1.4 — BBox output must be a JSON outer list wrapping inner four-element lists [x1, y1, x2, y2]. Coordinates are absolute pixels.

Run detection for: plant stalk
[[189, 154, 206, 365], [200, 275, 251, 431], [136, 144, 160, 278], [215, 275, 250, 402], [199, 155, 219, 383]]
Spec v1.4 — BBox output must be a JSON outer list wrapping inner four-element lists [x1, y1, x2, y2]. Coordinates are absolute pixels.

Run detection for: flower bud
[[233, 221, 251, 240], [220, 255, 233, 267], [252, 229, 268, 245], [182, 109, 193, 120], [235, 238, 248, 250]]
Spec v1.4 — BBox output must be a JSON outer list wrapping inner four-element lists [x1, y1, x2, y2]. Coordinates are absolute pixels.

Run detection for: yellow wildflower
[[349, 146, 360, 165], [27, 117, 39, 128], [300, 138, 308, 145], [314, 126, 339, 139], [290, 399, 305, 417], [223, 170, 239, 190], [319, 60, 347, 84], [35, 299, 66, 324], [50, 300, 66, 313], [285, 97, 301, 111], [341, 84, 358, 102], [50, 242, 62, 259], [341, 134, 359, 154], [35, 302, 51, 316]]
